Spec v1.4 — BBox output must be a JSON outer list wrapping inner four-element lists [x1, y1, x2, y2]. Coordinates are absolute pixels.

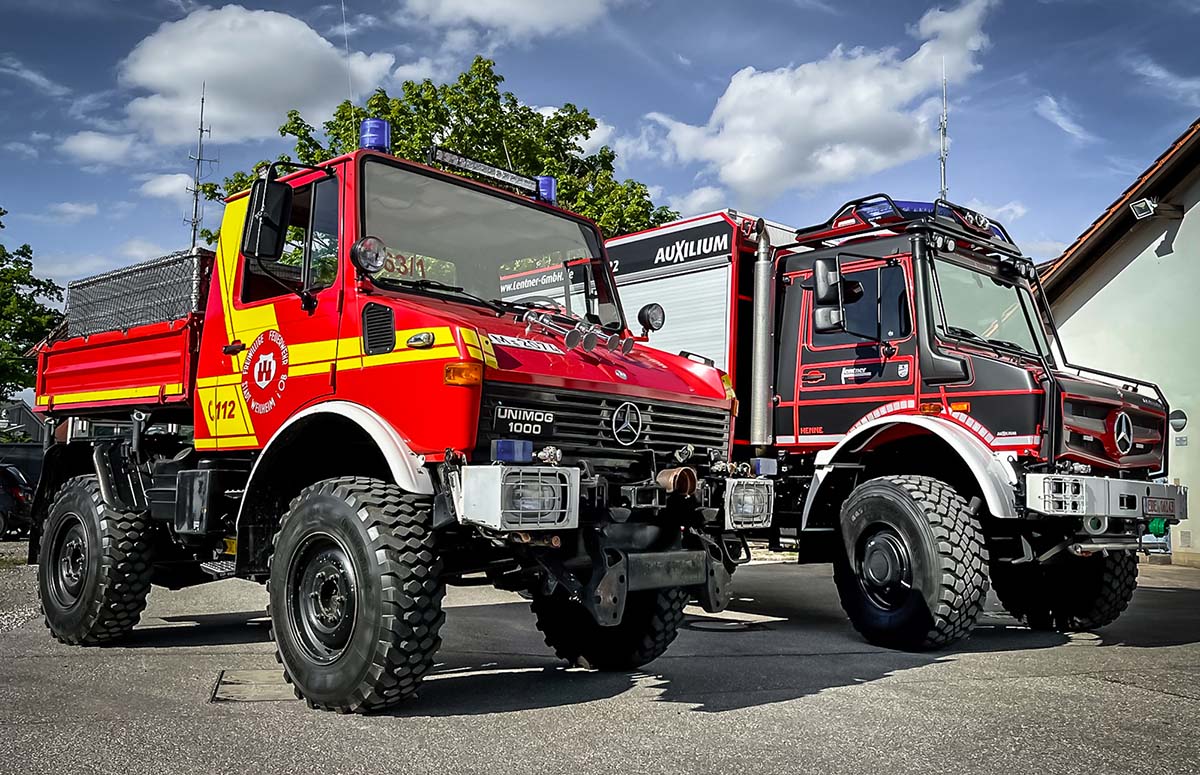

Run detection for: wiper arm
[[945, 325, 986, 342], [391, 278, 508, 315], [986, 337, 1035, 355]]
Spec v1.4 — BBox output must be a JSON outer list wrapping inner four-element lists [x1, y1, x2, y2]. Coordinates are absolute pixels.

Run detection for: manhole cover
[[211, 669, 298, 702]]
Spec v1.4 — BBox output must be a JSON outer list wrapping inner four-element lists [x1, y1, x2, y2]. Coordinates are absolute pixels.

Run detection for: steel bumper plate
[[1026, 474, 1188, 520]]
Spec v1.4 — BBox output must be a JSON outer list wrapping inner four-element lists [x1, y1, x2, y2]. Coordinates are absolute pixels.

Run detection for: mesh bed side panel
[[65, 249, 213, 336]]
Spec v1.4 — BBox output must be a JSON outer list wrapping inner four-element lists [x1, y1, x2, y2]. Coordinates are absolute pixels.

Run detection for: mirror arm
[[265, 159, 337, 183], [253, 255, 317, 311]]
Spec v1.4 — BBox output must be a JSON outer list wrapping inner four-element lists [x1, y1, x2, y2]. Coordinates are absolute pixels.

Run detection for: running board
[[200, 559, 236, 579]]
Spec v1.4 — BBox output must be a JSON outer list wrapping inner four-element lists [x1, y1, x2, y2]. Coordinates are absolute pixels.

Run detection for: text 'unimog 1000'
[[607, 195, 1186, 649], [27, 122, 773, 712]]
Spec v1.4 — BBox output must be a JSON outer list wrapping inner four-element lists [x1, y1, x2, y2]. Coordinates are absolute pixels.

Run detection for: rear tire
[[990, 551, 1138, 631], [37, 476, 154, 644], [834, 475, 988, 650], [268, 477, 445, 713], [532, 586, 688, 670]]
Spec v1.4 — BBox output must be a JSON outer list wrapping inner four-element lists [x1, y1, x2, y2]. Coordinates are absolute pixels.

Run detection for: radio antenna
[[938, 57, 949, 202], [340, 0, 355, 103], [186, 82, 215, 250]]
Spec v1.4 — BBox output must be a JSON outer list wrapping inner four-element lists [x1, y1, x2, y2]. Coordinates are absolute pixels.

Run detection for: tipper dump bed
[[35, 248, 213, 413]]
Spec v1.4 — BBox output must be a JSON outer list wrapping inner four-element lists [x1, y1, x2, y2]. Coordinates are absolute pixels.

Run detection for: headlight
[[504, 481, 562, 518], [350, 235, 388, 274]]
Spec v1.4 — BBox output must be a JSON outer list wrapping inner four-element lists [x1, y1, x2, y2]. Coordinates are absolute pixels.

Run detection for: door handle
[[802, 370, 826, 385], [222, 341, 246, 355]]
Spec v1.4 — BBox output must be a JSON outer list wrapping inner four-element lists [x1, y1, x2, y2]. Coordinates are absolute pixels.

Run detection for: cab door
[[216, 171, 345, 450], [776, 256, 916, 447]]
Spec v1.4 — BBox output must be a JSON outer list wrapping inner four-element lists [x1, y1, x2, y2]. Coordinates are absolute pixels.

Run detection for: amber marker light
[[918, 402, 944, 415], [444, 361, 483, 386]]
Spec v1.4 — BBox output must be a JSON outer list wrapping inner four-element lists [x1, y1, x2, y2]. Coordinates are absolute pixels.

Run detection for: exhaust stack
[[749, 219, 774, 448]]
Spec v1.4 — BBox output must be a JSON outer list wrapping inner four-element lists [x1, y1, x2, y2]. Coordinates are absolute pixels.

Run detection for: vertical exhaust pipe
[[749, 218, 774, 447]]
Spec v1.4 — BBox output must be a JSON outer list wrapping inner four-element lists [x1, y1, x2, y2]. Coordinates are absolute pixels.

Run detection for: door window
[[810, 264, 910, 347], [241, 177, 339, 304]]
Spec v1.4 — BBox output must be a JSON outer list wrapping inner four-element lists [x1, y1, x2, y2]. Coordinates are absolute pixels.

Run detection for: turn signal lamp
[[918, 402, 943, 415], [444, 361, 483, 386], [949, 401, 971, 413]]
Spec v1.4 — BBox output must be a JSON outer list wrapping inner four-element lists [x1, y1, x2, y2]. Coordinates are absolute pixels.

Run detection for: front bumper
[[1025, 474, 1188, 521]]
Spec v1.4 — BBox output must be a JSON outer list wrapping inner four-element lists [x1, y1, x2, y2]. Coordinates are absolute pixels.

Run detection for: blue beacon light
[[359, 118, 391, 152], [536, 175, 557, 205]]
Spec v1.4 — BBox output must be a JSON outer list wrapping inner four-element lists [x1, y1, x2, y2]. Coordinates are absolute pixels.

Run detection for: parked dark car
[[0, 464, 32, 538]]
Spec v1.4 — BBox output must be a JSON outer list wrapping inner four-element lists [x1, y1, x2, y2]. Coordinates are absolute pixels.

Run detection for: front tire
[[268, 477, 445, 713], [37, 476, 154, 644], [834, 475, 988, 650], [991, 551, 1138, 631], [532, 586, 688, 670]]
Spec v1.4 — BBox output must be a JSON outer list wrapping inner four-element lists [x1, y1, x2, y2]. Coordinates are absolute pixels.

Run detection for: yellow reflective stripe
[[197, 373, 241, 388], [479, 335, 498, 368], [42, 383, 184, 406], [464, 345, 483, 361], [195, 438, 218, 450], [219, 434, 258, 448], [460, 328, 480, 348]]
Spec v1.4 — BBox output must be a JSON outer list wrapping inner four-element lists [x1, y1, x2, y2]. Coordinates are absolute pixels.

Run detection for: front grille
[[476, 381, 731, 483], [1062, 398, 1164, 470]]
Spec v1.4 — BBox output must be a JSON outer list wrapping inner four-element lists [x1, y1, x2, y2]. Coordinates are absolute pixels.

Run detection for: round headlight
[[637, 302, 666, 332], [351, 235, 388, 274]]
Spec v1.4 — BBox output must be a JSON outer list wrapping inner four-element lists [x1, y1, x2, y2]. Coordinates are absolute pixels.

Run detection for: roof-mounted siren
[[360, 118, 391, 153]]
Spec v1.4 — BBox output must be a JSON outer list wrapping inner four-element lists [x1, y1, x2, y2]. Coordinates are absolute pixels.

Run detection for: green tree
[[0, 206, 63, 399], [203, 56, 676, 241]]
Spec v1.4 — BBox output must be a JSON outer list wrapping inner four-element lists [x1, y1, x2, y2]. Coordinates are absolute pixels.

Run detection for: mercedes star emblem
[[1113, 411, 1135, 457], [611, 401, 643, 446]]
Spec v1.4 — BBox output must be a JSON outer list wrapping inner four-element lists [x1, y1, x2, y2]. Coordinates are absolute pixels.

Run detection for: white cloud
[[26, 202, 99, 224], [675, 52, 692, 67], [646, 0, 997, 203], [3, 141, 38, 158], [398, 0, 623, 40], [327, 13, 382, 38], [34, 252, 120, 285], [119, 5, 396, 145], [120, 238, 168, 261], [138, 172, 194, 207], [580, 119, 616, 155], [1034, 95, 1097, 142], [964, 198, 1028, 223], [393, 56, 449, 83], [60, 131, 138, 164], [668, 186, 727, 217], [0, 54, 70, 97], [1128, 55, 1200, 108], [1022, 239, 1069, 261]]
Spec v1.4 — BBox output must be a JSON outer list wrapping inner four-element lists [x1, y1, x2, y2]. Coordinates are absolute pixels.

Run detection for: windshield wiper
[[389, 278, 508, 315], [945, 325, 987, 342], [986, 337, 1036, 356]]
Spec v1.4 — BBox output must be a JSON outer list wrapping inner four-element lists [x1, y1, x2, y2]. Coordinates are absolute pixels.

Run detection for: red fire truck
[[608, 195, 1186, 649], [28, 129, 773, 712]]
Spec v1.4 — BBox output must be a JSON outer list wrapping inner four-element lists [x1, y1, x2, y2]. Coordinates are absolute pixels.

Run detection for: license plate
[[1143, 496, 1176, 517]]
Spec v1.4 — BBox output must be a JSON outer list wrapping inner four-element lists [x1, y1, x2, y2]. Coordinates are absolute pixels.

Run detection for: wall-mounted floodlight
[[1129, 197, 1183, 221]]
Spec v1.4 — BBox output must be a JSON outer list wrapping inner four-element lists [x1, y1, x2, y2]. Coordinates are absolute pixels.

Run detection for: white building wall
[[1053, 169, 1200, 565]]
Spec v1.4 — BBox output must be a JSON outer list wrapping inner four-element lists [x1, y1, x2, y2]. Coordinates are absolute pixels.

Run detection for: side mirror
[[812, 306, 845, 334], [813, 257, 842, 305], [241, 178, 293, 261], [637, 303, 666, 335]]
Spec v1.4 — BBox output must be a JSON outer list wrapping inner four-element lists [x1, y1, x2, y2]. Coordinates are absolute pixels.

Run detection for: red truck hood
[[389, 294, 730, 408]]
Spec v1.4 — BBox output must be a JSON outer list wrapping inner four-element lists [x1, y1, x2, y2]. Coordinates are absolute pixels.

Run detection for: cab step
[[200, 559, 237, 579]]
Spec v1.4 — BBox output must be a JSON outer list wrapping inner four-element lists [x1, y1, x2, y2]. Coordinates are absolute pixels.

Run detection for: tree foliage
[[0, 206, 63, 400], [202, 57, 676, 241]]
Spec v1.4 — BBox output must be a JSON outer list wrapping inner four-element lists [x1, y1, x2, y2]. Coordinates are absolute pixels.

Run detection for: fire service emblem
[[241, 329, 290, 414]]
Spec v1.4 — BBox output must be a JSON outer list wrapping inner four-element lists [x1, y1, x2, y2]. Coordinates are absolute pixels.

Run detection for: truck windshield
[[933, 258, 1051, 358], [361, 158, 623, 328]]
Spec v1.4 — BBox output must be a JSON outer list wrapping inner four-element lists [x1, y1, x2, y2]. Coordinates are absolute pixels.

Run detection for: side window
[[810, 264, 909, 347], [240, 178, 339, 304]]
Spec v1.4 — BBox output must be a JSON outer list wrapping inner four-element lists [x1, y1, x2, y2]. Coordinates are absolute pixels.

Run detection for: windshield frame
[[929, 249, 1055, 365], [355, 152, 627, 331]]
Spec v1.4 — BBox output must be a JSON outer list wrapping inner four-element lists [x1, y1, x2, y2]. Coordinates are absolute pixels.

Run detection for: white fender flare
[[801, 414, 1020, 529], [238, 400, 434, 524]]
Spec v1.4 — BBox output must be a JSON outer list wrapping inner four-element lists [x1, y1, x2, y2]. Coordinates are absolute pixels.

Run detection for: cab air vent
[[362, 303, 395, 355]]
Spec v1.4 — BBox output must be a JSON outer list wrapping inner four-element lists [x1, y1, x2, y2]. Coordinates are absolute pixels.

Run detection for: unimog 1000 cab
[[608, 194, 1186, 649], [28, 129, 773, 712]]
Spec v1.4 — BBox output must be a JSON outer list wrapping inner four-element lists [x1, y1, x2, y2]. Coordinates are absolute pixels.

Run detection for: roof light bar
[[427, 145, 538, 196]]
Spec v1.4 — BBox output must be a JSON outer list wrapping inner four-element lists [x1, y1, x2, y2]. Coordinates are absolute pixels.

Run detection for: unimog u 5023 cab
[[28, 129, 773, 712], [607, 194, 1186, 649]]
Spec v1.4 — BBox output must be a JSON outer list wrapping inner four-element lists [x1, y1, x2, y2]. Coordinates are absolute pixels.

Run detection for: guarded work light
[[360, 118, 391, 152]]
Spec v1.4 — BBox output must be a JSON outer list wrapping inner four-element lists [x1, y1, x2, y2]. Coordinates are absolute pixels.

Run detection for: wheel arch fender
[[801, 415, 1020, 528], [235, 401, 434, 575]]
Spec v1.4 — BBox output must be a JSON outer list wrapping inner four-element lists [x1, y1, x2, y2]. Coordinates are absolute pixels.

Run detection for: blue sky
[[1, 0, 1199, 287]]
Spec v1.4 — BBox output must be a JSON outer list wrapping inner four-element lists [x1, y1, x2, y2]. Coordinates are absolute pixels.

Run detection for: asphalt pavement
[[1, 540, 1197, 775]]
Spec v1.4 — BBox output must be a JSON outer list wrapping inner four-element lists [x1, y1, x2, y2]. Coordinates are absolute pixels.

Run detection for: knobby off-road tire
[[834, 475, 989, 650], [268, 477, 445, 713], [991, 551, 1138, 632], [38, 476, 154, 644], [531, 586, 688, 670]]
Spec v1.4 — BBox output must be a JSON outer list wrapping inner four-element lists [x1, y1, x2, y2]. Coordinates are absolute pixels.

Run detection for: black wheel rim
[[286, 533, 358, 665], [49, 513, 88, 609], [856, 526, 914, 612]]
